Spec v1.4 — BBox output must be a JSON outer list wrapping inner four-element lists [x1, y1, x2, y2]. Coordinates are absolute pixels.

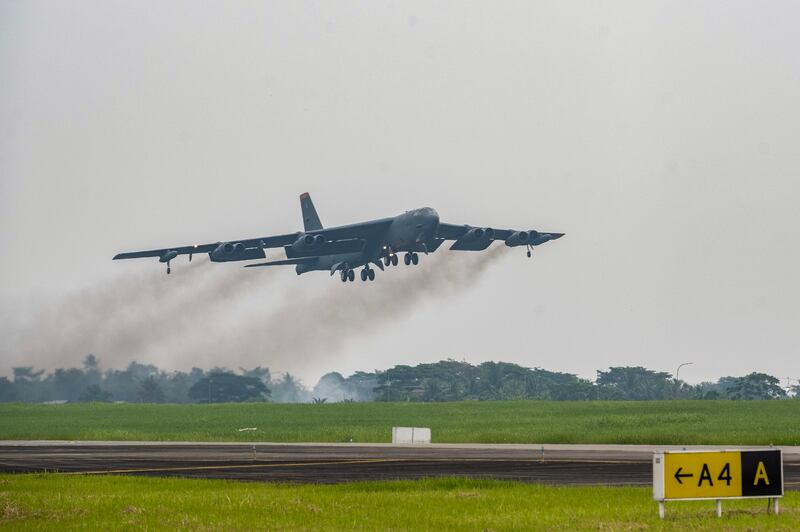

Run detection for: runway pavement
[[1, 441, 798, 487]]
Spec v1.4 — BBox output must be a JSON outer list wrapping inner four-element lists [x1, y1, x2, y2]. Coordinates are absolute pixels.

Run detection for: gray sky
[[1, 1, 799, 386]]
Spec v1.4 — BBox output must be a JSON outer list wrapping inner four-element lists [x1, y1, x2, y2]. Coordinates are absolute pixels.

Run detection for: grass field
[[1, 400, 800, 445], [1, 474, 796, 530]]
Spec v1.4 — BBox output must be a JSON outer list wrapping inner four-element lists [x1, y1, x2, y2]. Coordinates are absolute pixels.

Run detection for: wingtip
[[300, 192, 310, 199]]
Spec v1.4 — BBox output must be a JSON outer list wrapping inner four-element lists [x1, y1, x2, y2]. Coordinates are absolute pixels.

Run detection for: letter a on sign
[[698, 463, 714, 487], [741, 450, 782, 497], [754, 461, 770, 486]]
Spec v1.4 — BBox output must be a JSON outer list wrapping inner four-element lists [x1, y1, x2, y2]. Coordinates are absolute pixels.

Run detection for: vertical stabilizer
[[299, 192, 323, 231]]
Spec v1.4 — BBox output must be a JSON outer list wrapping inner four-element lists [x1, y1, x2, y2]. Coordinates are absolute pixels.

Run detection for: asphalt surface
[[1, 442, 798, 487]]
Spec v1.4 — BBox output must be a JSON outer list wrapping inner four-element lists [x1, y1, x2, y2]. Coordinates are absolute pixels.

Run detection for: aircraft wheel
[[391, 255, 398, 266], [384, 256, 391, 266], [360, 269, 368, 281], [404, 253, 412, 266], [527, 249, 532, 258], [411, 253, 419, 265], [340, 270, 347, 282], [348, 270, 355, 282], [368, 269, 375, 281]]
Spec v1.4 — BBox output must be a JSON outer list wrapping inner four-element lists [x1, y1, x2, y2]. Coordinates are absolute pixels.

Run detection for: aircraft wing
[[113, 218, 395, 262], [437, 222, 564, 251], [112, 234, 294, 261]]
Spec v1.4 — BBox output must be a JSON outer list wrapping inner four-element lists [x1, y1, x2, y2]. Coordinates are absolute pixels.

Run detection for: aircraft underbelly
[[311, 252, 366, 271]]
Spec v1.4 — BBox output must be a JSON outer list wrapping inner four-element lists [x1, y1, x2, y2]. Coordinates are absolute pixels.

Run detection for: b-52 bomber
[[113, 193, 564, 282]]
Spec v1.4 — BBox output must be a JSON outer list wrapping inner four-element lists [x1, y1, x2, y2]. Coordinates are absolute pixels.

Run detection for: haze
[[1, 1, 798, 386]]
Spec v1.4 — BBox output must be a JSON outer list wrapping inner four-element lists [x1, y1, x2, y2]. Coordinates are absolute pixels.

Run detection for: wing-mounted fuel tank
[[450, 226, 495, 251], [209, 242, 266, 262]]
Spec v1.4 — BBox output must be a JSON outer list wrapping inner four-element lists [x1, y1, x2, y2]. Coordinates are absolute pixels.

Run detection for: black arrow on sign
[[674, 467, 694, 484]]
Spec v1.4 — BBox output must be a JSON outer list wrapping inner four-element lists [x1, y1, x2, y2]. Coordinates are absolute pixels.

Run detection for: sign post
[[653, 449, 783, 518]]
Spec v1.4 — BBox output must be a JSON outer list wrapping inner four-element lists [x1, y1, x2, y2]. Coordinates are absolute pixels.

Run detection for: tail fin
[[299, 192, 323, 231]]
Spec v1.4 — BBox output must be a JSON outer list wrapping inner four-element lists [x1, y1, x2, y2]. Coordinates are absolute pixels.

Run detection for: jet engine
[[209, 242, 264, 262], [504, 231, 531, 247], [450, 227, 495, 251], [463, 227, 494, 242], [291, 233, 326, 253], [211, 242, 245, 260]]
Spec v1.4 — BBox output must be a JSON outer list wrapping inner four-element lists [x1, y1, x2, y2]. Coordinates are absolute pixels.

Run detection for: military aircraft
[[113, 193, 564, 282]]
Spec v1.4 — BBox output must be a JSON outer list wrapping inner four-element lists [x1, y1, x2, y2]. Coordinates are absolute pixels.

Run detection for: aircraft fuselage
[[295, 207, 440, 274]]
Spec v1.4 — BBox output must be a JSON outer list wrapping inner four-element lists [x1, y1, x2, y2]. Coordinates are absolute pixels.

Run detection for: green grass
[[1, 474, 796, 530], [2, 400, 800, 445]]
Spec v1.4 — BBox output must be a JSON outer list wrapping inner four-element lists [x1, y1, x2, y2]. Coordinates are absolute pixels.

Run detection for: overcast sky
[[1, 1, 798, 386]]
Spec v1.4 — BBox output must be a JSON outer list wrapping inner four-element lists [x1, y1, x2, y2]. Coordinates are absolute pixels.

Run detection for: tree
[[78, 384, 112, 402], [271, 373, 309, 403], [0, 377, 16, 402], [596, 367, 674, 400], [138, 376, 166, 403], [82, 354, 102, 386], [240, 366, 271, 384], [188, 372, 270, 403], [693, 381, 724, 400], [371, 360, 595, 402], [723, 373, 786, 400], [50, 368, 91, 402], [83, 354, 99, 371], [103, 362, 161, 402], [12, 367, 46, 402]]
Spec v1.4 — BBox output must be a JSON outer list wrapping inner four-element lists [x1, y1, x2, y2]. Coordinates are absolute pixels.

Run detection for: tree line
[[0, 355, 795, 403]]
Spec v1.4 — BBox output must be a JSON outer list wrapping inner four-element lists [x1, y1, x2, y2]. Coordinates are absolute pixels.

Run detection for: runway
[[2, 441, 799, 487]]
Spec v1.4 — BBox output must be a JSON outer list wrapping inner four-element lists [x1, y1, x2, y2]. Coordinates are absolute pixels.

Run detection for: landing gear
[[403, 252, 419, 265], [526, 245, 532, 258], [340, 268, 356, 283], [166, 261, 171, 274], [384, 253, 399, 267], [360, 266, 376, 282]]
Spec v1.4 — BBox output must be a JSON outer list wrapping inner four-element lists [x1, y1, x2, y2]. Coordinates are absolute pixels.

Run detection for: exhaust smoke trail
[[2, 246, 509, 378], [176, 246, 510, 373], [3, 259, 274, 371]]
